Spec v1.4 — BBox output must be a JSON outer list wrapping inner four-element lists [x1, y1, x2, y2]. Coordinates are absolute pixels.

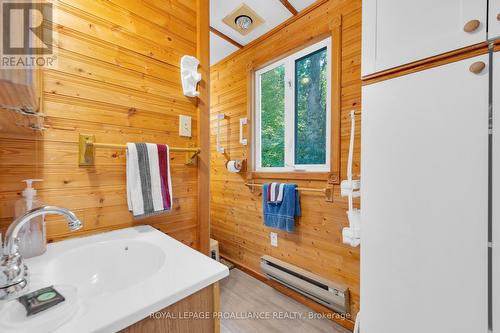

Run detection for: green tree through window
[[256, 38, 330, 172], [295, 47, 327, 165], [260, 65, 285, 167]]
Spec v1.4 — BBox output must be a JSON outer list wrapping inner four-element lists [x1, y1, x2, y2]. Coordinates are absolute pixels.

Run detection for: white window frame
[[254, 37, 332, 173]]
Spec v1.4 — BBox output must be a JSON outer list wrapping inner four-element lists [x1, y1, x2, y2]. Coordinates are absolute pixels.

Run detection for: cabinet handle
[[469, 61, 486, 74], [497, 12, 500, 21], [463, 19, 480, 33]]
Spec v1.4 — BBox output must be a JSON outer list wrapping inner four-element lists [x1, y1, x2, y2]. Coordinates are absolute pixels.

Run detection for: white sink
[[47, 240, 165, 298], [0, 225, 229, 333]]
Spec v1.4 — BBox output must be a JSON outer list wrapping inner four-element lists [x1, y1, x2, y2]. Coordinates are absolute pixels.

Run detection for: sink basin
[[7, 225, 229, 333], [47, 240, 165, 298]]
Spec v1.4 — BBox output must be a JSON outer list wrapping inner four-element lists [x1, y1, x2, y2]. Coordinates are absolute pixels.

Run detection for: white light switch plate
[[179, 115, 192, 137], [270, 232, 278, 247]]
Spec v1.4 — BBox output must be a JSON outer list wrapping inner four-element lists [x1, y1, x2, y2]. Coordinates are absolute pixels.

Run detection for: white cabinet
[[362, 0, 487, 76], [490, 1, 500, 40], [493, 51, 500, 333], [361, 55, 489, 333]]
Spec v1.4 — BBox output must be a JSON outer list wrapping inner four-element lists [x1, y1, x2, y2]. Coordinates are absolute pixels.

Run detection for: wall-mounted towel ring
[[216, 113, 225, 154], [239, 118, 248, 145]]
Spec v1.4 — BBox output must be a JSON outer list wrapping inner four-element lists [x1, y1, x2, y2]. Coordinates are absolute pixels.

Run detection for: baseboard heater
[[260, 255, 350, 314]]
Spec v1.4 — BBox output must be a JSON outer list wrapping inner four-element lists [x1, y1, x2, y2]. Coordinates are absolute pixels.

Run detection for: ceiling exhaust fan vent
[[222, 3, 264, 36]]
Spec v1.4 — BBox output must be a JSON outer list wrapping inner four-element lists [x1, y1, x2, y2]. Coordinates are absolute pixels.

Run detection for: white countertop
[[1, 225, 228, 333]]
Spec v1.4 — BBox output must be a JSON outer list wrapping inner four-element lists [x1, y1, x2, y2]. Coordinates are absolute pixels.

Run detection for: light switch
[[179, 115, 191, 137], [270, 232, 278, 247]]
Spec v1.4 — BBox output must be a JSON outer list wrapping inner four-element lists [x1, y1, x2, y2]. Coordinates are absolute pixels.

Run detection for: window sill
[[250, 171, 339, 184]]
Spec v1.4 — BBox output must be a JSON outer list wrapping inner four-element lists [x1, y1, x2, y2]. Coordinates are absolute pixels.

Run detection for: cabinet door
[[362, 0, 487, 77], [490, 1, 500, 40], [493, 51, 500, 333], [361, 55, 489, 333]]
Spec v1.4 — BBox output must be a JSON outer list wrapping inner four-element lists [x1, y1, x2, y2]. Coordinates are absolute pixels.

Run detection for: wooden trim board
[[213, 282, 221, 333], [492, 40, 500, 51], [197, 0, 210, 255], [250, 171, 336, 182], [280, 0, 298, 16], [210, 26, 243, 48], [330, 15, 342, 185], [362, 42, 489, 85]]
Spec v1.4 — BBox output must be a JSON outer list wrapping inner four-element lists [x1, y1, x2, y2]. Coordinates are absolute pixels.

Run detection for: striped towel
[[267, 182, 285, 204], [126, 143, 173, 218]]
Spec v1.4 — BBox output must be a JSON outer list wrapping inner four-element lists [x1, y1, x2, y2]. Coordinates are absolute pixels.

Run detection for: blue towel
[[263, 183, 301, 232]]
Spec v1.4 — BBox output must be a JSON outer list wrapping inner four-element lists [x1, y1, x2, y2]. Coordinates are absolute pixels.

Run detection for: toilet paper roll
[[226, 160, 242, 173]]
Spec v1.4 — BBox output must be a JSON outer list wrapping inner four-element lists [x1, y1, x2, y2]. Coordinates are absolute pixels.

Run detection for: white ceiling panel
[[209, 0, 317, 65], [288, 0, 316, 12], [210, 32, 239, 65], [210, 0, 292, 46]]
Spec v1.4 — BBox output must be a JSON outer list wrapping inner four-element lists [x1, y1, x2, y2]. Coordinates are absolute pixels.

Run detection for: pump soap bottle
[[14, 179, 46, 258]]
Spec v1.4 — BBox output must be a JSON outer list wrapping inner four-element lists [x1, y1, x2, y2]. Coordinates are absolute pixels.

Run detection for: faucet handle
[[2, 236, 20, 257], [9, 237, 20, 256]]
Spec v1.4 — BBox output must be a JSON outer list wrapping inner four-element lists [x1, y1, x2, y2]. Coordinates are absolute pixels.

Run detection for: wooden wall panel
[[0, 0, 203, 249], [209, 0, 361, 324], [120, 284, 215, 333]]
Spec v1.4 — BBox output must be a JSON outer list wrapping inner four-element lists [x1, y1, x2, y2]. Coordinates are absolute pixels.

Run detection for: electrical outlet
[[270, 232, 278, 247], [179, 115, 192, 137]]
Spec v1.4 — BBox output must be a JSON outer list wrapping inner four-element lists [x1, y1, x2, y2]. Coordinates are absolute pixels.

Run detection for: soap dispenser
[[14, 179, 46, 258]]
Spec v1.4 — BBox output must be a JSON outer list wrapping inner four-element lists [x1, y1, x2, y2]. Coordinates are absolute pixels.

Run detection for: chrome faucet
[[0, 206, 82, 300]]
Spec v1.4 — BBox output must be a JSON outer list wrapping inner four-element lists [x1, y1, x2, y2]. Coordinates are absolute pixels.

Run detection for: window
[[255, 37, 331, 172]]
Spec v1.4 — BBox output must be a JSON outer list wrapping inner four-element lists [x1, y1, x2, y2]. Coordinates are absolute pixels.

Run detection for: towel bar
[[78, 134, 200, 166], [245, 182, 333, 202]]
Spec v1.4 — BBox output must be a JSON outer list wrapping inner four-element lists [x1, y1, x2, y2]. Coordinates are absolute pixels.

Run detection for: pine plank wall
[[0, 0, 204, 248], [209, 0, 361, 323]]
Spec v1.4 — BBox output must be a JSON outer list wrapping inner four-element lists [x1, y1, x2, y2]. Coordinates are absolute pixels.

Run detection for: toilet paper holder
[[225, 160, 245, 173]]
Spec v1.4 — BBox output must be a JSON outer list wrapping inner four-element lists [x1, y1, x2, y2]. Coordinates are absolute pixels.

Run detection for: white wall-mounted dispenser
[[180, 55, 201, 97], [341, 110, 361, 247]]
